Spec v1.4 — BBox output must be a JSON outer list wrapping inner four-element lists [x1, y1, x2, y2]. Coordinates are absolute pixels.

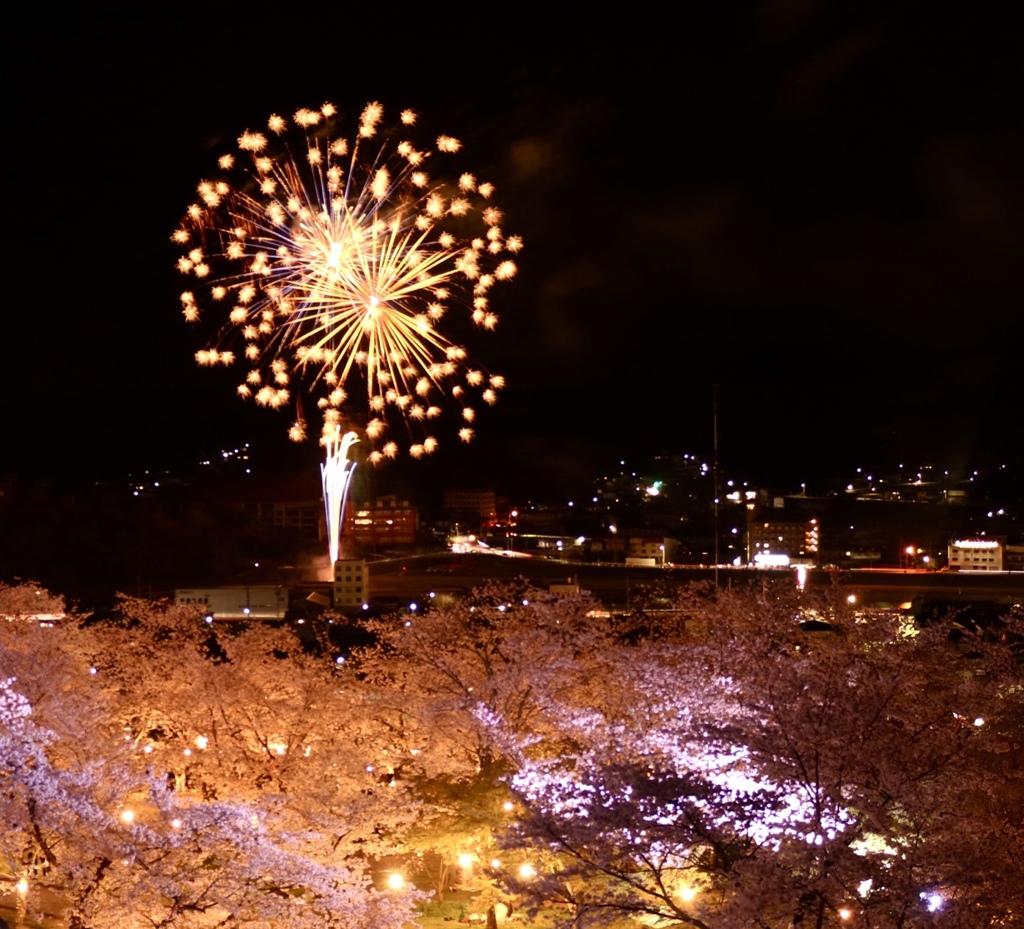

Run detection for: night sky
[[5, 3, 1021, 496]]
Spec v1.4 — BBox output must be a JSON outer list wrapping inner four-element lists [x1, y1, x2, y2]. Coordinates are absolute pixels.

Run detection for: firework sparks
[[175, 101, 521, 462]]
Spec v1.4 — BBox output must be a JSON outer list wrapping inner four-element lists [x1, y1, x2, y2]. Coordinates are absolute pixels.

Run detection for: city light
[[795, 564, 808, 589], [921, 891, 944, 913]]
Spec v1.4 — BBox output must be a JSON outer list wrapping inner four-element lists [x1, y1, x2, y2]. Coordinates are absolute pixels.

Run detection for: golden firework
[[175, 101, 521, 463]]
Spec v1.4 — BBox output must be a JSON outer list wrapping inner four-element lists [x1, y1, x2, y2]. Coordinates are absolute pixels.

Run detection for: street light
[[16, 875, 29, 929]]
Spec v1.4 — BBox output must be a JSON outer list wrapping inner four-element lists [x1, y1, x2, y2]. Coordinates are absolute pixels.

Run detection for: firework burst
[[175, 101, 521, 465]]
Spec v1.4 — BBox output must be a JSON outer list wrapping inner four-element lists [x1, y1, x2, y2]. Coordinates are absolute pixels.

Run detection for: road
[[364, 554, 1024, 612]]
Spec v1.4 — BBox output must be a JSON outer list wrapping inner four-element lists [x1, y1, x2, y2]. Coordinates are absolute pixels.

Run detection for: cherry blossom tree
[[76, 597, 419, 857], [1, 585, 420, 928], [0, 579, 65, 620], [352, 581, 615, 777], [477, 584, 1024, 929], [5, 576, 1020, 929], [349, 581, 618, 911]]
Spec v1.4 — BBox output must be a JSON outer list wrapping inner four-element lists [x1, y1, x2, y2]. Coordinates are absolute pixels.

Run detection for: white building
[[333, 559, 369, 609], [947, 538, 1003, 572]]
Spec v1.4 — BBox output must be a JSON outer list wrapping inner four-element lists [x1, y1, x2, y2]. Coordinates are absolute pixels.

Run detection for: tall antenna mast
[[713, 383, 720, 588]]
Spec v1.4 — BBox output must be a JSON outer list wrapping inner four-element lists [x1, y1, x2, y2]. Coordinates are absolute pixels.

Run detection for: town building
[[345, 496, 419, 548], [948, 538, 1003, 572], [333, 559, 369, 610], [626, 533, 679, 565], [442, 488, 502, 527], [747, 515, 820, 564], [1005, 544, 1024, 572], [206, 471, 323, 538]]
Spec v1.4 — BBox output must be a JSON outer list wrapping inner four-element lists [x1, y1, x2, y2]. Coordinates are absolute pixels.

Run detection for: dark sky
[[4, 2, 1021, 495]]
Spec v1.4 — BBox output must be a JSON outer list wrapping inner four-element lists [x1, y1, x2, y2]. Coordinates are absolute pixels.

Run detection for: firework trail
[[321, 426, 359, 564], [174, 101, 521, 465]]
